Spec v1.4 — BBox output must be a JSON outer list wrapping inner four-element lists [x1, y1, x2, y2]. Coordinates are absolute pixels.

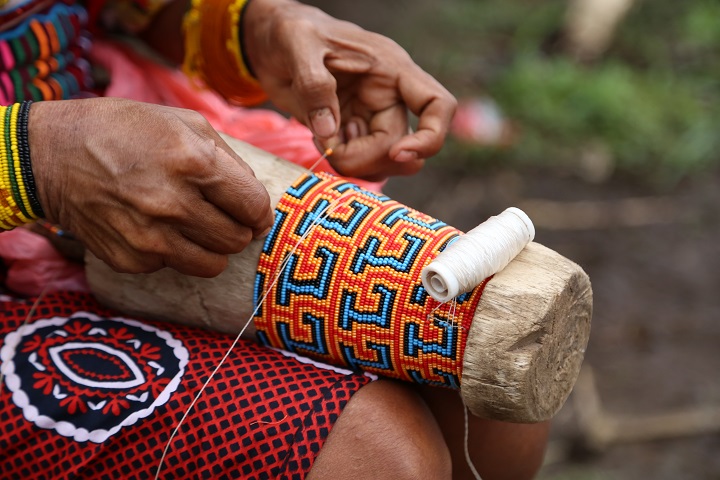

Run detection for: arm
[[138, 0, 457, 181], [23, 0, 453, 277], [242, 0, 457, 180]]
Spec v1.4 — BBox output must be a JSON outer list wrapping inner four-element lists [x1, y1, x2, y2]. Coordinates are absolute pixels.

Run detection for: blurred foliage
[[398, 0, 720, 184]]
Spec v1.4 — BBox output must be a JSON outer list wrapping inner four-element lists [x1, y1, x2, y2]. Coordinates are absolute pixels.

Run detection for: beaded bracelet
[[0, 101, 43, 230], [182, 0, 267, 105]]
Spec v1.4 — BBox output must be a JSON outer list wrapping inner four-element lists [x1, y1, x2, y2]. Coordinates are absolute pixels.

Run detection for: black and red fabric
[[0, 291, 371, 479]]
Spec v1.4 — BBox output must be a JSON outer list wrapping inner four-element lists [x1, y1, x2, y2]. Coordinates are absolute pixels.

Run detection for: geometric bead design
[[254, 173, 489, 389]]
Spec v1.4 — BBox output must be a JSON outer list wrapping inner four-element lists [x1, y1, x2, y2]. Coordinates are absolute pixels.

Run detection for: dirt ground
[[307, 1, 720, 477], [384, 164, 720, 480]]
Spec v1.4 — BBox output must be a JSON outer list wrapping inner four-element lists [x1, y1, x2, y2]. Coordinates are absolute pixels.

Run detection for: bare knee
[[308, 380, 451, 480]]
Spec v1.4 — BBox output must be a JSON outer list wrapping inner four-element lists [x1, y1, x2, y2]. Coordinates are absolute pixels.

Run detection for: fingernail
[[395, 150, 418, 162], [310, 108, 337, 138], [346, 121, 360, 140], [256, 225, 273, 239]]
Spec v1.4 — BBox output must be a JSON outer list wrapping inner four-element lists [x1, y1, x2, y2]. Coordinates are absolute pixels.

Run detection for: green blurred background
[[313, 1, 720, 479], [398, 0, 720, 185], [319, 0, 720, 184]]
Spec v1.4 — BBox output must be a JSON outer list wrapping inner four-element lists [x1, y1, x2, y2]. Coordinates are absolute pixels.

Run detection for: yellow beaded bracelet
[[0, 102, 42, 231]]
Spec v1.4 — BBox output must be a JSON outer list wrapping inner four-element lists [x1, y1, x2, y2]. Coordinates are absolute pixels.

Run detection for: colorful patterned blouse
[[0, 0, 171, 104]]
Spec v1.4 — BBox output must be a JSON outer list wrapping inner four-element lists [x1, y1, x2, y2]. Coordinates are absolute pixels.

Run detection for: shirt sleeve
[[85, 0, 175, 34]]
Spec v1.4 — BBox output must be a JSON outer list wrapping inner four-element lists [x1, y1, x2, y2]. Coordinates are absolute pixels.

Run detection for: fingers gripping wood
[[86, 135, 592, 423]]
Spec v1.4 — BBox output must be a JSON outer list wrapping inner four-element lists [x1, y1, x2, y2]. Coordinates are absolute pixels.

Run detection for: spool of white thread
[[421, 207, 535, 303]]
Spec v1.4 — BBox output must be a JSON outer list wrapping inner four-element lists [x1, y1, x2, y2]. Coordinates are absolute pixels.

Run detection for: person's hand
[[243, 0, 457, 181], [29, 98, 274, 277]]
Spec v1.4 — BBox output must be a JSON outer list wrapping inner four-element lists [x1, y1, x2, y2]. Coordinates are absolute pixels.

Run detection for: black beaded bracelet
[[17, 101, 44, 218]]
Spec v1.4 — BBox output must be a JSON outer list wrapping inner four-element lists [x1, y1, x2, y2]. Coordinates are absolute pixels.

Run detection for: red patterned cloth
[[0, 291, 370, 479]]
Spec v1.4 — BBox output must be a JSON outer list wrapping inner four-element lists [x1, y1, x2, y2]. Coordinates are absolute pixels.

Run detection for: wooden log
[[86, 135, 592, 423]]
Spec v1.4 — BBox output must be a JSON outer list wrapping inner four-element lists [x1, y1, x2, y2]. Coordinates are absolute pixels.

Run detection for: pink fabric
[[2, 41, 383, 295], [0, 229, 88, 295]]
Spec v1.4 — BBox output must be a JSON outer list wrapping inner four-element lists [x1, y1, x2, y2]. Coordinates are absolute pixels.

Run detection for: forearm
[[114, 0, 456, 179], [138, 0, 190, 64]]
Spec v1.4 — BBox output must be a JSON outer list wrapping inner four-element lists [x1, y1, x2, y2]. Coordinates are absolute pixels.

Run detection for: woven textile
[[0, 2, 91, 103], [0, 291, 370, 479], [254, 173, 488, 389]]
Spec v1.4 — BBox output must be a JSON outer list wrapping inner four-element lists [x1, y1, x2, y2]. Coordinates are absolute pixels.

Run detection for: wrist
[[28, 101, 65, 225], [242, 0, 272, 78], [242, 0, 297, 79]]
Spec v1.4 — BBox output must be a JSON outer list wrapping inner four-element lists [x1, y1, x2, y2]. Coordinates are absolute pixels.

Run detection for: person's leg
[[418, 386, 550, 480], [308, 380, 452, 480]]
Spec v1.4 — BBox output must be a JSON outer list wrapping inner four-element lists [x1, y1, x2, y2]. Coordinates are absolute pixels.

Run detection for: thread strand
[[155, 185, 352, 479], [422, 207, 534, 303]]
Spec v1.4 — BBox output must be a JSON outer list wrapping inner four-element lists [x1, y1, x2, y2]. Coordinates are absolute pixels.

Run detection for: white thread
[[155, 188, 351, 479], [464, 403, 483, 480], [308, 148, 333, 172], [421, 207, 534, 303]]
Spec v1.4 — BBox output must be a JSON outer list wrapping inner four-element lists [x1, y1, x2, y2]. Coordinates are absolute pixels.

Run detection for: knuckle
[[327, 156, 362, 178], [445, 93, 459, 114], [230, 229, 253, 252], [137, 196, 189, 224], [203, 258, 228, 277], [196, 225, 253, 255], [376, 34, 411, 62], [401, 158, 425, 176], [276, 15, 314, 37], [122, 226, 174, 258], [252, 190, 272, 218], [246, 202, 272, 230], [329, 162, 355, 178], [176, 140, 217, 177], [179, 108, 212, 129], [240, 184, 273, 228], [293, 74, 335, 98], [425, 134, 445, 155]]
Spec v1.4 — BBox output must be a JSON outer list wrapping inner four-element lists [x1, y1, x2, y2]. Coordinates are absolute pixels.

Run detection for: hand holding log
[[86, 135, 592, 423]]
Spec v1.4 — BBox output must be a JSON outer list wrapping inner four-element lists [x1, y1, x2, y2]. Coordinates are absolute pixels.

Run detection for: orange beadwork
[[182, 0, 267, 106], [254, 173, 489, 389]]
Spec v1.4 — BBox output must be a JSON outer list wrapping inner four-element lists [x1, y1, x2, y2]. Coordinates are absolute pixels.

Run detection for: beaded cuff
[[0, 101, 42, 229], [182, 0, 267, 105], [254, 173, 488, 389]]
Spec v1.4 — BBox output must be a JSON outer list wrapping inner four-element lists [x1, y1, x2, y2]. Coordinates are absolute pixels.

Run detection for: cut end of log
[[461, 242, 593, 423]]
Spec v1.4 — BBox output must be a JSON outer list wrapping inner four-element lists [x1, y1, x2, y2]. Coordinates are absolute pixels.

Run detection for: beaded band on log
[[254, 172, 489, 388], [86, 136, 593, 423]]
